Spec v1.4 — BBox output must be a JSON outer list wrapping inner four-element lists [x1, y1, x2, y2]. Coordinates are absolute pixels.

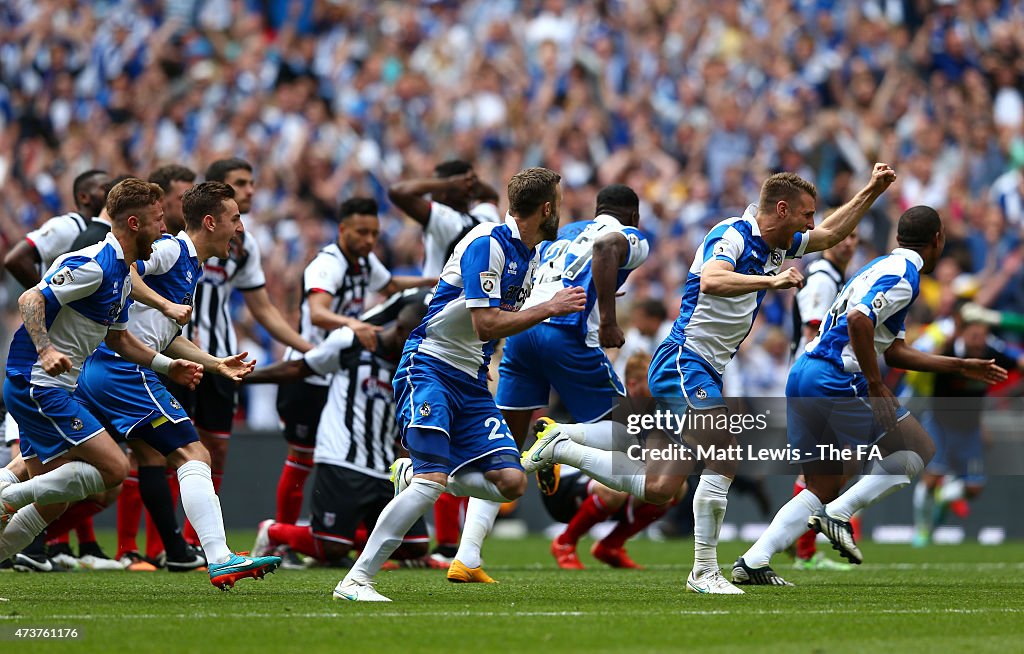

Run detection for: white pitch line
[[0, 607, 1019, 620]]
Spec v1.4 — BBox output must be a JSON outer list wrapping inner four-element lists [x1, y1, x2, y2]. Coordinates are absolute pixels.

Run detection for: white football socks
[[446, 471, 509, 502], [564, 421, 633, 451], [177, 460, 231, 564], [826, 451, 924, 522], [0, 504, 48, 561], [1, 461, 104, 510], [692, 473, 732, 575], [742, 489, 823, 568], [454, 498, 501, 569], [346, 478, 444, 584], [0, 468, 19, 485], [912, 479, 932, 533], [553, 439, 647, 500]]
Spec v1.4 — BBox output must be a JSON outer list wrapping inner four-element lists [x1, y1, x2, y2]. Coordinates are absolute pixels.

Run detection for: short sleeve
[[138, 237, 181, 277], [231, 232, 266, 291], [425, 202, 465, 245], [796, 273, 839, 326], [620, 227, 650, 271], [470, 202, 501, 224], [304, 253, 344, 295], [700, 225, 745, 269], [109, 297, 132, 330], [786, 231, 810, 259], [304, 327, 357, 376], [461, 235, 503, 309], [849, 275, 913, 325], [37, 256, 104, 306], [26, 214, 85, 267], [366, 253, 392, 292]]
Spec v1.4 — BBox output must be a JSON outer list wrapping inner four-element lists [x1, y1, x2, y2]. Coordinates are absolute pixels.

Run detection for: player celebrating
[[789, 225, 859, 570], [75, 181, 282, 588], [523, 164, 897, 594], [250, 294, 432, 566], [334, 168, 586, 602], [273, 197, 435, 538], [732, 206, 1007, 585], [169, 158, 310, 546], [0, 180, 202, 562], [389, 159, 501, 563]]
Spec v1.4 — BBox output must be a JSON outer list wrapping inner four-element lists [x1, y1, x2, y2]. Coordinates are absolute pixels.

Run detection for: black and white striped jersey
[[25, 212, 89, 272], [303, 326, 399, 479], [791, 257, 844, 360], [186, 230, 265, 358], [287, 243, 392, 386]]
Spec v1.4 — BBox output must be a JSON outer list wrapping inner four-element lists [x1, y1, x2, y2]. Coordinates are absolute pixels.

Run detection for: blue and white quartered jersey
[[97, 231, 202, 356], [403, 217, 539, 379], [805, 248, 923, 373], [526, 215, 648, 347], [6, 233, 132, 390], [666, 204, 809, 375]]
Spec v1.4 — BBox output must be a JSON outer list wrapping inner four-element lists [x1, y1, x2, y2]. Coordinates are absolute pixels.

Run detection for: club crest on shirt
[[419, 402, 431, 417], [181, 293, 193, 308], [771, 250, 783, 266], [695, 388, 708, 400], [169, 397, 182, 411], [71, 418, 84, 431], [323, 512, 336, 528]]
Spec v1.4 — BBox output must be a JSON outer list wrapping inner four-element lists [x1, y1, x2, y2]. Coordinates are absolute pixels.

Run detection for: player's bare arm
[[105, 329, 203, 389], [847, 310, 900, 432], [381, 276, 438, 296], [884, 339, 1008, 383], [592, 231, 631, 348], [129, 264, 192, 326], [387, 173, 475, 225], [241, 359, 314, 385], [471, 286, 587, 341], [4, 240, 43, 288], [18, 288, 71, 375], [308, 291, 382, 351], [700, 259, 804, 298], [163, 336, 255, 382], [242, 286, 313, 353], [805, 163, 896, 253]]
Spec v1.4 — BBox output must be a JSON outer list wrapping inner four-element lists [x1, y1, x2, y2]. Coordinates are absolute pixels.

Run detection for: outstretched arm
[[470, 287, 587, 341], [163, 336, 255, 382], [885, 339, 1008, 382], [700, 260, 804, 297], [805, 163, 897, 253], [105, 329, 203, 389], [243, 359, 314, 385], [242, 287, 312, 353]]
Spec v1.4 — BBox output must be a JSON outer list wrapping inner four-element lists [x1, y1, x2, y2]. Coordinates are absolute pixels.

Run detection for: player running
[[75, 181, 282, 588], [523, 164, 897, 594], [334, 168, 586, 602], [0, 180, 202, 565], [732, 206, 1007, 586]]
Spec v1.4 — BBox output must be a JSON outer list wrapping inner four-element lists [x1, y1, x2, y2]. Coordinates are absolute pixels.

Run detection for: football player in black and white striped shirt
[[248, 294, 434, 567], [274, 197, 435, 532]]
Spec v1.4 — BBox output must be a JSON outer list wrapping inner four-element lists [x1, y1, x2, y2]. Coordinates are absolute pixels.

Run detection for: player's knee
[[804, 475, 845, 503], [92, 485, 121, 507], [592, 484, 628, 511], [644, 477, 681, 506], [320, 540, 352, 562], [493, 470, 526, 500], [287, 446, 314, 466], [100, 456, 130, 488]]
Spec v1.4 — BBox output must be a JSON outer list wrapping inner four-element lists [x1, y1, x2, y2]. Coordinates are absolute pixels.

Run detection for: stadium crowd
[[2, 0, 1024, 410]]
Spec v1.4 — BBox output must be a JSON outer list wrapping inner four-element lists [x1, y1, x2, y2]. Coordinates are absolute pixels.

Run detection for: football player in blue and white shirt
[[733, 206, 1006, 585], [75, 181, 282, 588], [0, 179, 204, 563], [335, 168, 587, 602], [525, 164, 898, 594]]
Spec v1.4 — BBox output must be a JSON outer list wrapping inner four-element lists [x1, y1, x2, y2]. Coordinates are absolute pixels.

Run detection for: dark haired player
[[734, 206, 1007, 585]]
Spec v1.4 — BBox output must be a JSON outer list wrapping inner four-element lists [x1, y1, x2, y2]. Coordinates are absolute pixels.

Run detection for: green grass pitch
[[1, 532, 1022, 653]]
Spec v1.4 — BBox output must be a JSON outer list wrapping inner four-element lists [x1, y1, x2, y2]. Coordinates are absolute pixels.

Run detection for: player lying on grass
[[731, 206, 1007, 586], [523, 164, 897, 594]]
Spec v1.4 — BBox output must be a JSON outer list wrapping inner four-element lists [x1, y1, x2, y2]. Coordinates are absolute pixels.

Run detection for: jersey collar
[[594, 214, 622, 227], [177, 231, 199, 258], [892, 247, 925, 270], [504, 214, 523, 242], [103, 232, 126, 260], [742, 204, 760, 235], [93, 216, 113, 228]]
